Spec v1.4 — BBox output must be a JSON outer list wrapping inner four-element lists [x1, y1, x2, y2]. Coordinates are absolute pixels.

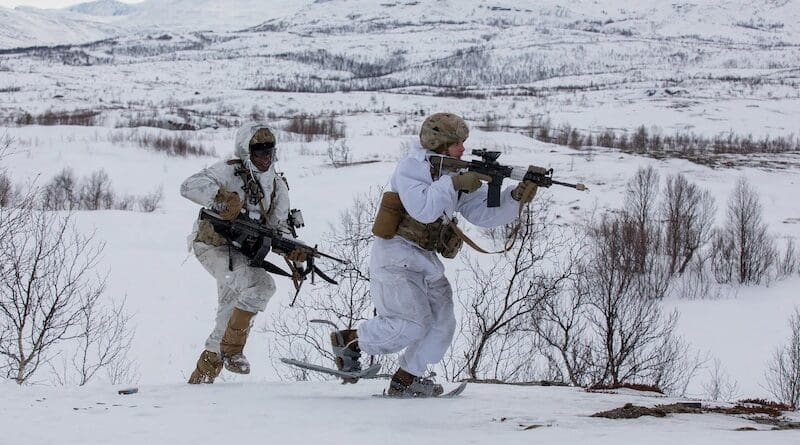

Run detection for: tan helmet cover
[[419, 113, 469, 152], [250, 127, 275, 146]]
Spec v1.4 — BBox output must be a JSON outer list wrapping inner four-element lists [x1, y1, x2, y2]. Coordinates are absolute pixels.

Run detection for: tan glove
[[451, 172, 491, 193], [214, 189, 243, 221], [286, 248, 308, 263], [511, 180, 538, 203]]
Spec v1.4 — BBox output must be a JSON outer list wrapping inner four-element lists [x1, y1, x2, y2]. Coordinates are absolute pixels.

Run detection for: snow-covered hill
[[0, 6, 118, 49], [67, 0, 138, 17], [3, 0, 800, 49]]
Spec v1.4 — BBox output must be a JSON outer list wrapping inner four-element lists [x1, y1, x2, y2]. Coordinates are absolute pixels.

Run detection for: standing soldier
[[181, 122, 305, 384], [329, 113, 539, 396]]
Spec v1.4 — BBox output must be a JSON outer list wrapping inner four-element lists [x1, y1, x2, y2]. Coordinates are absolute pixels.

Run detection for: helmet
[[249, 127, 275, 148], [419, 113, 469, 152], [235, 123, 277, 172]]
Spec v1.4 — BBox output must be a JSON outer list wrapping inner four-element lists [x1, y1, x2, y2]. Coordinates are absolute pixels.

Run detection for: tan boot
[[220, 307, 256, 374], [188, 350, 223, 384]]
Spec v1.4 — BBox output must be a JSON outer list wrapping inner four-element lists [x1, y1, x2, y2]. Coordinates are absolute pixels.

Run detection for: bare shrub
[[703, 357, 739, 402], [264, 189, 386, 379], [41, 167, 79, 211], [327, 139, 351, 167], [39, 168, 158, 213], [136, 187, 163, 213], [0, 135, 15, 207], [136, 133, 212, 157], [530, 232, 593, 386], [50, 297, 137, 386], [284, 114, 345, 142], [0, 209, 123, 384], [631, 126, 648, 152], [661, 174, 716, 275], [765, 308, 800, 409], [79, 170, 115, 210], [452, 200, 578, 382], [582, 213, 675, 386], [712, 177, 775, 285], [775, 238, 798, 279], [0, 170, 12, 207], [15, 109, 100, 126]]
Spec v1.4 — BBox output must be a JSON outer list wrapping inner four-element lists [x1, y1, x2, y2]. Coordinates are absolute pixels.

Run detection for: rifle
[[430, 149, 588, 207], [198, 209, 345, 304]]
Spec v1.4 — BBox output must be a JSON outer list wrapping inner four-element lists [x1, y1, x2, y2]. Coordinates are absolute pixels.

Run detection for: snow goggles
[[250, 142, 275, 158]]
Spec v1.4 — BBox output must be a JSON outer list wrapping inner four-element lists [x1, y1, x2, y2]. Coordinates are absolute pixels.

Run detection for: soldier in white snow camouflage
[[181, 122, 304, 384], [329, 113, 540, 397]]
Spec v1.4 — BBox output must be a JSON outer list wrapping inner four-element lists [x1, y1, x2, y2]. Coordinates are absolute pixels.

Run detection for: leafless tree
[[712, 177, 775, 285], [661, 174, 716, 275], [264, 189, 389, 379], [41, 167, 79, 211], [775, 238, 798, 279], [582, 213, 676, 386], [452, 199, 578, 382], [765, 308, 800, 409], [0, 204, 132, 385], [327, 139, 351, 167], [0, 135, 15, 208], [624, 165, 660, 236], [79, 170, 115, 210], [703, 357, 739, 402], [531, 259, 594, 386]]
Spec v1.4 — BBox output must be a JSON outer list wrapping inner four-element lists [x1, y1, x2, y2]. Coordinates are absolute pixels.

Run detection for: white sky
[[0, 0, 142, 8]]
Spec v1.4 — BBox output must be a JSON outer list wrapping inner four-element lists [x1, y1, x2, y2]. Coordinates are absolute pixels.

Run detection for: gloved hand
[[511, 180, 538, 203], [451, 171, 491, 193], [214, 189, 243, 220], [286, 248, 308, 263]]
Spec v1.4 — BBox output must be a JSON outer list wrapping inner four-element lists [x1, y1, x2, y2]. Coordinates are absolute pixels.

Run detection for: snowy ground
[[3, 379, 800, 445], [2, 1, 800, 442]]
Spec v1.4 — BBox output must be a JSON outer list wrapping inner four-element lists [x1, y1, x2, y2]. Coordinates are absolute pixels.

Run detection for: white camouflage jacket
[[391, 140, 520, 227], [180, 123, 291, 249]]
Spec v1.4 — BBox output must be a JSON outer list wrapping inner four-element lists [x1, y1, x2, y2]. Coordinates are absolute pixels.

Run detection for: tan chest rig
[[196, 160, 283, 247], [371, 163, 462, 259]]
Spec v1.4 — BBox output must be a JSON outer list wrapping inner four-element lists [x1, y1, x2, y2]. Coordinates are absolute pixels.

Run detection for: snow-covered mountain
[[3, 0, 800, 49], [67, 0, 138, 17], [0, 6, 118, 49]]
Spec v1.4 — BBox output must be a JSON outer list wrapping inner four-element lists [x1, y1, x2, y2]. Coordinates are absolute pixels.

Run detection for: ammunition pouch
[[195, 219, 229, 247], [372, 192, 405, 239], [372, 191, 463, 258], [396, 215, 462, 259]]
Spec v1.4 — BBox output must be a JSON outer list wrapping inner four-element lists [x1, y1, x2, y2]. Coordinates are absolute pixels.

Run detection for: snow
[[3, 380, 799, 444], [2, 0, 800, 442]]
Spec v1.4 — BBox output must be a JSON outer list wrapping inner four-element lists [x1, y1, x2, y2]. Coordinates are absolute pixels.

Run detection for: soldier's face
[[250, 148, 273, 171], [446, 142, 465, 159]]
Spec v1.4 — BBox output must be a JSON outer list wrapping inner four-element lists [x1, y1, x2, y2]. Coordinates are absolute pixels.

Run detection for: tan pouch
[[195, 219, 229, 247], [437, 218, 463, 259], [372, 192, 404, 239]]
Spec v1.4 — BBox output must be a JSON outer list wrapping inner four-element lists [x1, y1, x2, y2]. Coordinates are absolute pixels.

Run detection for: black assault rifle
[[430, 149, 588, 207], [199, 209, 345, 304]]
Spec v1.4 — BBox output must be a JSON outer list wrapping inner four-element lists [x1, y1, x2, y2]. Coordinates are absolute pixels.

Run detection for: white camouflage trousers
[[193, 242, 276, 353], [359, 237, 456, 377]]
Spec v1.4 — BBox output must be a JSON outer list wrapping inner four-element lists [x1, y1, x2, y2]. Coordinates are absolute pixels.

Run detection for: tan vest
[[371, 191, 462, 259]]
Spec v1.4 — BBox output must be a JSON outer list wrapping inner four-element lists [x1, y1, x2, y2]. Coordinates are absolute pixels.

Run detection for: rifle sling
[[447, 198, 526, 255]]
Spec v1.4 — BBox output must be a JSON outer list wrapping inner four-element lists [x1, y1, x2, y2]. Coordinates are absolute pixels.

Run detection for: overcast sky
[[0, 0, 142, 8]]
